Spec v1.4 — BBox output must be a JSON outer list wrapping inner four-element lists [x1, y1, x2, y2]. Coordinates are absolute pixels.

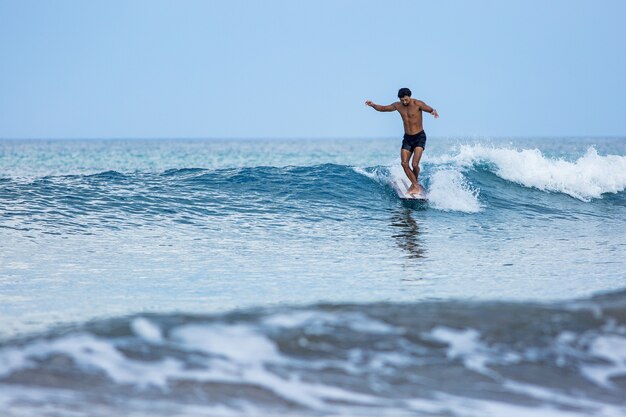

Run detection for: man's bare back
[[365, 88, 439, 195]]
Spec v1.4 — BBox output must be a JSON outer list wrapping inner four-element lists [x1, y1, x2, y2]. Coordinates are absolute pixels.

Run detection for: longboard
[[391, 178, 428, 201]]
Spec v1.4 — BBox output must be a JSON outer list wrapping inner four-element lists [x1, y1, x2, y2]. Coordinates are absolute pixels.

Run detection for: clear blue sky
[[1, 0, 625, 139]]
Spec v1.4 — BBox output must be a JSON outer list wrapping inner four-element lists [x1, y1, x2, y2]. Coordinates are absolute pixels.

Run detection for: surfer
[[365, 88, 439, 195]]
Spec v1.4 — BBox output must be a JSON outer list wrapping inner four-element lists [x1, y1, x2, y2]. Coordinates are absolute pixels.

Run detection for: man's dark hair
[[397, 88, 412, 98]]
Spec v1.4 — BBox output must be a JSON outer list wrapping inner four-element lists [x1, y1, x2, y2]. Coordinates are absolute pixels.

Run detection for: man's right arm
[[365, 101, 397, 112]]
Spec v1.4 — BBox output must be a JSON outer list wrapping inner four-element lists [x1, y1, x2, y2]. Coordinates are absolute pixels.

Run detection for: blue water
[[1, 137, 625, 416]]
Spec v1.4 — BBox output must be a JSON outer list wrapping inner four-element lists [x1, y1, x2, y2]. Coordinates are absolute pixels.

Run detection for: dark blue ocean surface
[[1, 137, 625, 416]]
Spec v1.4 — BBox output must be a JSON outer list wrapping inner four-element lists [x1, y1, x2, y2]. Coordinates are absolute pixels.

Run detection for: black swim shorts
[[401, 130, 427, 152]]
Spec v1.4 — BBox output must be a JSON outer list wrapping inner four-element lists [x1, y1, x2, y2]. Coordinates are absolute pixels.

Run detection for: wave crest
[[433, 145, 626, 201]]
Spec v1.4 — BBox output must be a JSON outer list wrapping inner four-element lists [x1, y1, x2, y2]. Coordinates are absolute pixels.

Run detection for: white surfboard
[[390, 178, 428, 201]]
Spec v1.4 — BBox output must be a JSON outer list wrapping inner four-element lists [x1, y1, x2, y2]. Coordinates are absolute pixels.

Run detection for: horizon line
[[1, 135, 625, 141]]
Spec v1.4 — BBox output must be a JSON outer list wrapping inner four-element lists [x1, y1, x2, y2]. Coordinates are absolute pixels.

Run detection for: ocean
[[1, 137, 625, 416]]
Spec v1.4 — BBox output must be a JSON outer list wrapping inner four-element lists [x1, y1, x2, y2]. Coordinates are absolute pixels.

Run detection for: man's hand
[[365, 100, 374, 107], [432, 109, 439, 119]]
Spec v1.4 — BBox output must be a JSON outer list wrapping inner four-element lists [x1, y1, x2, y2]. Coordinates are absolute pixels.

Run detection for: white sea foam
[[262, 310, 336, 329], [351, 166, 379, 181], [427, 170, 482, 213], [425, 328, 626, 416], [353, 164, 482, 213], [428, 326, 491, 374], [263, 310, 398, 335], [581, 334, 626, 388], [169, 323, 387, 410], [434, 145, 626, 201], [0, 326, 382, 411], [0, 334, 181, 388], [131, 317, 163, 344], [171, 324, 280, 363], [3, 312, 626, 417], [419, 392, 608, 417], [2, 321, 626, 417]]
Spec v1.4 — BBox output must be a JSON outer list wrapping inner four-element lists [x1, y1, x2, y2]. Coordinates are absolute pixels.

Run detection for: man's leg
[[411, 147, 424, 182], [401, 149, 419, 191], [407, 147, 424, 194]]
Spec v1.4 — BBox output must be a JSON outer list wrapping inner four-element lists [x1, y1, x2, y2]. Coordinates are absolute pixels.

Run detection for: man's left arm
[[418, 101, 439, 118]]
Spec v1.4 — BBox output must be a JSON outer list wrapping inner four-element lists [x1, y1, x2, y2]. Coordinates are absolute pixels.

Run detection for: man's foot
[[407, 185, 421, 195]]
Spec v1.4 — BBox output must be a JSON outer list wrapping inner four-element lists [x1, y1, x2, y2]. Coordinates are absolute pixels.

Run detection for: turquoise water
[[1, 137, 625, 416]]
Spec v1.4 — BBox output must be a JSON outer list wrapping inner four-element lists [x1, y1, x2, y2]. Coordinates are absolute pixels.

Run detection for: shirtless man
[[365, 88, 439, 195]]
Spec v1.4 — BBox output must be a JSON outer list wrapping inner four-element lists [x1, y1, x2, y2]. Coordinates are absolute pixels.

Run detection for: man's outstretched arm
[[417, 101, 439, 118], [365, 100, 397, 112]]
